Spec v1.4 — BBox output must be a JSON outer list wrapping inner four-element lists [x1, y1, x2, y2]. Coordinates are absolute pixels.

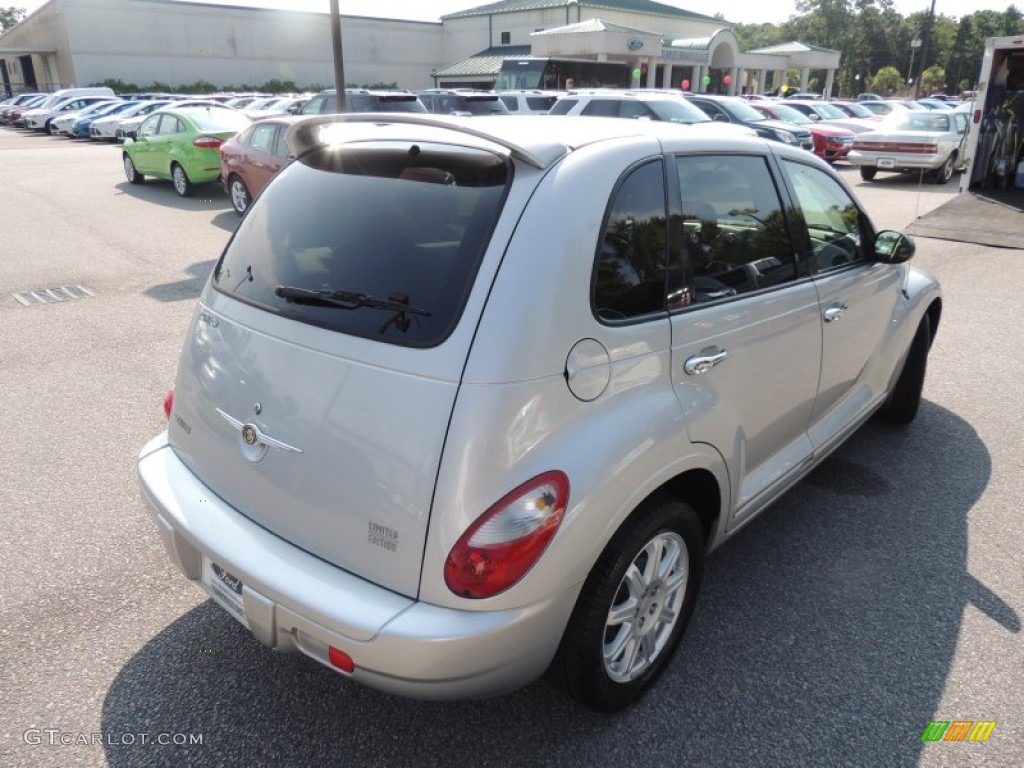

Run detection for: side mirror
[[874, 230, 915, 263], [713, 113, 728, 122]]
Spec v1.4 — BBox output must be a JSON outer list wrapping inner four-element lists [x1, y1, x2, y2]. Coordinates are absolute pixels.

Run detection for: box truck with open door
[[960, 35, 1024, 192]]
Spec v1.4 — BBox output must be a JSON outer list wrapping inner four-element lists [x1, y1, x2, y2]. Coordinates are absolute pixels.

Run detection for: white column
[[728, 67, 740, 95], [824, 68, 835, 99], [662, 63, 672, 89], [800, 67, 810, 91], [645, 60, 655, 89]]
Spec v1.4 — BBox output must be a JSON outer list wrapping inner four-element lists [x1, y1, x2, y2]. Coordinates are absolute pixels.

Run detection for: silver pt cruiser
[[138, 114, 941, 711]]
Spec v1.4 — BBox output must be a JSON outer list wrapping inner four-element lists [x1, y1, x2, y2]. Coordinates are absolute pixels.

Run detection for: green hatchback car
[[122, 106, 251, 196]]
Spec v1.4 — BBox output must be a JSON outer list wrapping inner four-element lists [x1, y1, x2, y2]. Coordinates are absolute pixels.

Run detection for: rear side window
[[249, 123, 277, 153], [593, 160, 668, 321], [581, 99, 620, 117], [213, 142, 510, 347], [549, 98, 577, 115], [527, 96, 557, 111]]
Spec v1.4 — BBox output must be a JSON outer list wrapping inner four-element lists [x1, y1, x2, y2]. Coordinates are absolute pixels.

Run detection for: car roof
[[288, 113, 770, 170], [561, 89, 684, 101]]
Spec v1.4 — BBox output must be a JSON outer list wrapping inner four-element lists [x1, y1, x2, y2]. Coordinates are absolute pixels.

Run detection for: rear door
[[668, 153, 821, 526], [777, 159, 903, 449], [243, 121, 280, 194]]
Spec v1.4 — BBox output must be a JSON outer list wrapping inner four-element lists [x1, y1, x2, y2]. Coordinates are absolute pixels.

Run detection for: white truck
[[959, 35, 1024, 192]]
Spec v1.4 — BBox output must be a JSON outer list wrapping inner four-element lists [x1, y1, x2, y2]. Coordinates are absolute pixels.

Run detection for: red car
[[748, 101, 856, 163], [219, 115, 301, 214], [8, 99, 46, 128]]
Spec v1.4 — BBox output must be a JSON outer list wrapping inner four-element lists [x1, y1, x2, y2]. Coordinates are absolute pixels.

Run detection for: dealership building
[[0, 0, 840, 96]]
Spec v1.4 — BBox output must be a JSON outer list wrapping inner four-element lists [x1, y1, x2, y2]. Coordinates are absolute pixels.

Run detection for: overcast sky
[[14, 0, 1011, 27]]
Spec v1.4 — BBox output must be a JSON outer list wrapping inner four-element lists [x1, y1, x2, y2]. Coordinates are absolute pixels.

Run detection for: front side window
[[138, 115, 160, 137], [782, 160, 867, 272], [213, 142, 510, 347], [593, 160, 668, 321], [672, 155, 795, 304], [157, 115, 181, 135]]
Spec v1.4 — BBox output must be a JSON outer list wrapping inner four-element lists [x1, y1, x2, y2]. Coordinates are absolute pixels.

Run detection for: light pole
[[914, 0, 937, 99], [329, 0, 347, 112], [908, 38, 922, 94]]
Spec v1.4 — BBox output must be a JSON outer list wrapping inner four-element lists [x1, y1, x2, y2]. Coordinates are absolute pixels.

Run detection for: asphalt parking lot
[[1, 129, 1021, 768]]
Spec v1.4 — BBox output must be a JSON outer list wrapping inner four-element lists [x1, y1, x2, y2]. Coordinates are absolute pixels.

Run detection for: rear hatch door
[[168, 133, 512, 597]]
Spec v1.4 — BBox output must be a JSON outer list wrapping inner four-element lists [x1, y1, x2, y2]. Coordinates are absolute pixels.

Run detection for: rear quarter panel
[[420, 136, 731, 610]]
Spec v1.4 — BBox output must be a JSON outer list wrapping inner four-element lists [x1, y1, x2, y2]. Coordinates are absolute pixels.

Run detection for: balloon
[[701, 75, 711, 86], [633, 68, 642, 80], [781, 84, 789, 93], [681, 79, 690, 89], [723, 75, 732, 85]]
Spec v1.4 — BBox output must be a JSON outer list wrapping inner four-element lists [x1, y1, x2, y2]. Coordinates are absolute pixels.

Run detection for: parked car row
[[4, 84, 965, 214]]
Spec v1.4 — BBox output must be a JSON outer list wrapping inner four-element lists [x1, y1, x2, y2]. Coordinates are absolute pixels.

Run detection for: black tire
[[859, 166, 878, 181], [123, 153, 144, 184], [171, 162, 194, 197], [227, 174, 251, 215], [875, 314, 931, 424], [551, 495, 705, 711], [932, 155, 954, 185]]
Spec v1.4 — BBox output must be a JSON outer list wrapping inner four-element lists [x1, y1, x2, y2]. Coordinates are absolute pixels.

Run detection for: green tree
[[0, 5, 26, 32], [869, 65, 904, 94], [919, 65, 946, 94]]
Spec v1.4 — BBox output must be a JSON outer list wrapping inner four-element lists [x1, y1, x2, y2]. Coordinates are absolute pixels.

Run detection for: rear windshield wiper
[[275, 285, 430, 316]]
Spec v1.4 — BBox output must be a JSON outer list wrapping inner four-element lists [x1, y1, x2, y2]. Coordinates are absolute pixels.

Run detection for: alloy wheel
[[603, 531, 689, 683]]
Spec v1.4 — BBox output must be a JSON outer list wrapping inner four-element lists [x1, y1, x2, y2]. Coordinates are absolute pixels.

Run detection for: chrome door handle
[[823, 303, 848, 323], [684, 347, 728, 376]]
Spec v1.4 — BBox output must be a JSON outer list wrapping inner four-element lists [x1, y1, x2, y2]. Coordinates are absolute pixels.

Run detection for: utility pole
[[329, 0, 347, 112], [914, 0, 937, 99], [908, 38, 921, 93]]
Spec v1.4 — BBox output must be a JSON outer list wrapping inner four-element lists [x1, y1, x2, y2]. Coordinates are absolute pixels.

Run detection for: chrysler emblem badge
[[241, 424, 259, 445]]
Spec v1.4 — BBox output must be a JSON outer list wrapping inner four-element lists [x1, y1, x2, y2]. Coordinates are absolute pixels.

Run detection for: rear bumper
[[847, 149, 943, 170], [136, 432, 577, 700]]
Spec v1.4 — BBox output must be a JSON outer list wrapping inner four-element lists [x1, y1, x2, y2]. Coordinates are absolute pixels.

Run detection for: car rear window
[[347, 94, 427, 113], [462, 96, 509, 115], [213, 142, 510, 347], [189, 109, 251, 132]]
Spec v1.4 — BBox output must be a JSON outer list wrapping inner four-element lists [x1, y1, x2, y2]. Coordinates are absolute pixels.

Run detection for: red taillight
[[163, 388, 174, 420], [445, 471, 569, 599], [193, 136, 224, 149], [328, 646, 355, 674]]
